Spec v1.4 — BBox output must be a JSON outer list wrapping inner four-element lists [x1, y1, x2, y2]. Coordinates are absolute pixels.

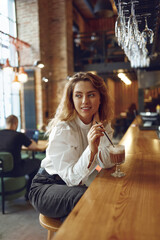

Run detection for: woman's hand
[[87, 122, 104, 156], [87, 122, 105, 168]]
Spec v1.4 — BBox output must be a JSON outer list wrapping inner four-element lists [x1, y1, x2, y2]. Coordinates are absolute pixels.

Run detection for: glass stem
[[115, 164, 119, 174]]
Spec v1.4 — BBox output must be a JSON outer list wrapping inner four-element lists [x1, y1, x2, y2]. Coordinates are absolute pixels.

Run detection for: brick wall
[[16, 0, 40, 65], [38, 0, 74, 121]]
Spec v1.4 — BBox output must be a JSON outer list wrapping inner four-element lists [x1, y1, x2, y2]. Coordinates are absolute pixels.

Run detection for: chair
[[0, 152, 27, 214], [39, 213, 62, 240]]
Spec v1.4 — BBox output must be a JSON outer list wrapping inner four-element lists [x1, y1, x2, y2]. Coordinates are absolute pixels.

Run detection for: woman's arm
[[41, 122, 97, 186]]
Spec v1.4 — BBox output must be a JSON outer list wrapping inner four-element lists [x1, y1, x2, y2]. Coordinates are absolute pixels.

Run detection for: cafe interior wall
[[15, 0, 140, 128], [16, 0, 74, 127]]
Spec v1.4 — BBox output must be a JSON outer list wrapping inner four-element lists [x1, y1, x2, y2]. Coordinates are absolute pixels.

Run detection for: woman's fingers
[[89, 130, 104, 140], [88, 123, 104, 148], [89, 123, 104, 136]]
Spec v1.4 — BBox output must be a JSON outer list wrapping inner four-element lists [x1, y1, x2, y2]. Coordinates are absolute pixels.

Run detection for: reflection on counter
[[157, 127, 160, 139], [139, 112, 160, 130]]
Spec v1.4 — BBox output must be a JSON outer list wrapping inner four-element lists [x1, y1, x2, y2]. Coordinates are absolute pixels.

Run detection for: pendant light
[[18, 67, 28, 83], [3, 58, 13, 73], [12, 72, 21, 89]]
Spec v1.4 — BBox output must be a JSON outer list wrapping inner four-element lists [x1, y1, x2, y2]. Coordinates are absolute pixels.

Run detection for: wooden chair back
[[0, 152, 27, 214]]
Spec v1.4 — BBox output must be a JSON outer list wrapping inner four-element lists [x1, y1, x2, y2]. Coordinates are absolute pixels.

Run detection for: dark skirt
[[29, 168, 87, 221]]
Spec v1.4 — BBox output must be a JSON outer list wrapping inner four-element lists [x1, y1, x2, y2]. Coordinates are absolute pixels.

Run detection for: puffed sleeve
[[96, 123, 115, 168], [41, 122, 97, 186]]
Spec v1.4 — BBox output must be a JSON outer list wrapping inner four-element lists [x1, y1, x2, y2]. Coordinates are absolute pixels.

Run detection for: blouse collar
[[75, 116, 92, 130]]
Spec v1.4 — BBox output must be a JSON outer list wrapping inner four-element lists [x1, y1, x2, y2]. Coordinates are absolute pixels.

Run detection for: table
[[53, 119, 160, 240], [22, 140, 47, 159]]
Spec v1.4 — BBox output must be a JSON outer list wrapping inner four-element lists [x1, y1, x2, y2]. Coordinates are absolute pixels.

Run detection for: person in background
[[29, 72, 114, 221], [126, 103, 137, 127], [0, 115, 41, 199]]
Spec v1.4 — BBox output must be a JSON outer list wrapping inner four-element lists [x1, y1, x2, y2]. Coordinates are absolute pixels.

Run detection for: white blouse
[[41, 116, 114, 186]]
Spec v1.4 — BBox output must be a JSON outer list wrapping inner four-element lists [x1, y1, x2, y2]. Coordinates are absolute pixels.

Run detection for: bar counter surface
[[53, 118, 160, 240]]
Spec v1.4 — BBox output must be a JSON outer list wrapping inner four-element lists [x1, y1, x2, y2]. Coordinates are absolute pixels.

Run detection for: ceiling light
[[34, 60, 44, 68], [118, 73, 132, 85]]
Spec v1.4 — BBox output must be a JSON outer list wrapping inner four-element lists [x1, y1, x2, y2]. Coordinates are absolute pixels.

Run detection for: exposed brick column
[[39, 0, 74, 120]]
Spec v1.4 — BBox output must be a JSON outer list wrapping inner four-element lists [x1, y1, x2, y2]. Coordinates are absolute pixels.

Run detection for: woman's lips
[[81, 107, 91, 111]]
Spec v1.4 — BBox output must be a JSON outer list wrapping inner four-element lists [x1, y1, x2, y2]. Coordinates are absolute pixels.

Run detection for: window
[[0, 0, 20, 130]]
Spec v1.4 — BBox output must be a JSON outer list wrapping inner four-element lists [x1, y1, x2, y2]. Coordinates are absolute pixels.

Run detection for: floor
[[0, 198, 47, 240]]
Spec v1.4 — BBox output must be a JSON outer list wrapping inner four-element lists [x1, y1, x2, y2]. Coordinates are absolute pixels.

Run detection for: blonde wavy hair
[[46, 72, 113, 135]]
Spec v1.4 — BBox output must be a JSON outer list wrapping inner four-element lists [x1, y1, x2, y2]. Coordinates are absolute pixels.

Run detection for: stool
[[39, 214, 62, 240]]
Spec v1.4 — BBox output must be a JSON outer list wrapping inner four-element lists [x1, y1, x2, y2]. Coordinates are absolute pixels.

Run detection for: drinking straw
[[96, 121, 115, 147]]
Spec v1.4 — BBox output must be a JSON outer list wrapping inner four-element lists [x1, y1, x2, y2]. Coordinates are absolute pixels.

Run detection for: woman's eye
[[88, 94, 94, 97], [75, 94, 82, 98]]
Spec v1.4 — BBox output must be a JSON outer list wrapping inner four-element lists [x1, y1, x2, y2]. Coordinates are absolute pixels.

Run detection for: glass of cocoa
[[109, 144, 125, 178]]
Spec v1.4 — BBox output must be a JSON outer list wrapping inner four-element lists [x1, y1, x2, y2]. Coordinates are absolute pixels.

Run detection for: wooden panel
[[107, 78, 115, 117], [114, 80, 138, 117], [86, 16, 117, 32]]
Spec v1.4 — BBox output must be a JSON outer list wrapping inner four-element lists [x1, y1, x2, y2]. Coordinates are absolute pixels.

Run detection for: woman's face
[[72, 81, 100, 124]]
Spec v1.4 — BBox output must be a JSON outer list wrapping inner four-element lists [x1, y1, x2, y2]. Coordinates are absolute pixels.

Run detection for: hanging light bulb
[[12, 72, 21, 90], [3, 58, 13, 73], [18, 67, 28, 83]]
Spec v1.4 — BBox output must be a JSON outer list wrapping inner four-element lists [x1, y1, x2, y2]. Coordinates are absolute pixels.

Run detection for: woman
[[29, 72, 114, 221]]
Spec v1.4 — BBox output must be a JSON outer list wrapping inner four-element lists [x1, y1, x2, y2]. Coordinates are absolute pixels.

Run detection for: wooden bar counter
[[53, 119, 160, 240]]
